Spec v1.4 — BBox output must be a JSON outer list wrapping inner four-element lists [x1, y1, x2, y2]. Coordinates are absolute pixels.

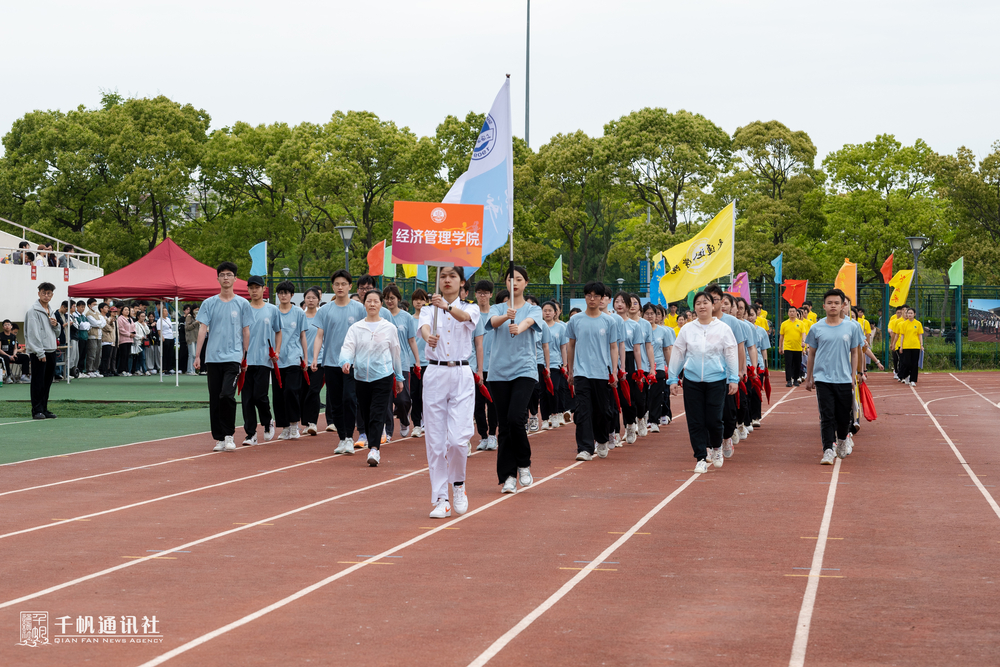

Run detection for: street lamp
[[616, 278, 625, 287], [281, 267, 290, 277], [906, 236, 929, 317], [335, 225, 356, 272]]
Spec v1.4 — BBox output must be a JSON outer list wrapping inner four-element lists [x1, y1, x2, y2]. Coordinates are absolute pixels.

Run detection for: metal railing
[[0, 217, 101, 269]]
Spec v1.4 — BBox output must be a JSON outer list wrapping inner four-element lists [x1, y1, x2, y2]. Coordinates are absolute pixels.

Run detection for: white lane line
[[0, 431, 212, 467], [911, 385, 1000, 521], [950, 373, 1000, 409], [0, 466, 430, 610], [0, 451, 349, 540], [0, 420, 42, 427], [788, 457, 843, 667], [135, 460, 585, 667], [0, 452, 217, 498], [466, 473, 700, 667]]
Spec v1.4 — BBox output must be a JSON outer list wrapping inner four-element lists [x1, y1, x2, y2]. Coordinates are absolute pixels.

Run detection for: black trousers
[[410, 366, 426, 427], [529, 364, 556, 420], [682, 379, 727, 461], [178, 341, 189, 375], [815, 381, 854, 451], [117, 343, 132, 374], [324, 366, 357, 440], [625, 352, 647, 421], [474, 370, 498, 438], [648, 370, 666, 422], [749, 378, 762, 420], [206, 361, 241, 441], [554, 368, 571, 413], [242, 365, 272, 435], [29, 352, 56, 416], [661, 370, 672, 419], [723, 390, 737, 439], [357, 375, 393, 450], [77, 339, 87, 372], [386, 370, 411, 437], [737, 382, 750, 426], [785, 350, 802, 383], [899, 348, 920, 383], [299, 366, 325, 426], [493, 376, 536, 483], [573, 376, 611, 454], [272, 365, 303, 428], [162, 339, 176, 373], [892, 349, 900, 374], [99, 345, 114, 376]]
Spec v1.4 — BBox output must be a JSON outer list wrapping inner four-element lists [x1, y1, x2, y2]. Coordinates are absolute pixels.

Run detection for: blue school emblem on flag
[[472, 115, 497, 161]]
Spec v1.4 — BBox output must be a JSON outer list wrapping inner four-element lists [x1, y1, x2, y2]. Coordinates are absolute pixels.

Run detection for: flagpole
[[524, 1, 530, 148]]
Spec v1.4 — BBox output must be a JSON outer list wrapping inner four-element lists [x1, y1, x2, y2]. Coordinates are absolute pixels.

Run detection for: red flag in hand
[[609, 373, 621, 412], [618, 370, 631, 405], [268, 343, 282, 389], [542, 368, 554, 395], [762, 366, 772, 403], [860, 380, 877, 421], [413, 365, 421, 379], [478, 378, 493, 403], [301, 359, 311, 385], [237, 353, 248, 395]]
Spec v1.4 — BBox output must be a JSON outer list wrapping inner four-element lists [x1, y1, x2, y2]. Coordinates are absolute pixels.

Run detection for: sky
[[2, 0, 998, 165]]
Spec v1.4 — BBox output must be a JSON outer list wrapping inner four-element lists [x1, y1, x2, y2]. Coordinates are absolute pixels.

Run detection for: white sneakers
[[541, 419, 551, 431], [528, 416, 539, 432], [612, 432, 622, 448], [637, 418, 648, 437], [722, 438, 734, 458], [751, 419, 761, 428], [660, 415, 670, 425], [712, 448, 724, 468], [595, 441, 609, 459], [429, 500, 451, 518], [306, 423, 317, 436], [242, 433, 258, 447], [501, 476, 517, 494], [476, 439, 490, 451], [518, 467, 533, 487], [356, 434, 368, 448], [400, 425, 411, 437], [731, 428, 741, 445], [367, 448, 380, 467], [223, 436, 236, 452], [821, 449, 836, 465], [649, 424, 660, 433], [576, 451, 593, 461], [738, 425, 749, 440], [694, 459, 709, 473], [452, 484, 468, 515], [836, 436, 853, 459], [334, 438, 355, 455], [212, 440, 225, 452], [845, 433, 854, 456], [625, 424, 637, 444], [486, 435, 498, 450], [410, 426, 423, 437]]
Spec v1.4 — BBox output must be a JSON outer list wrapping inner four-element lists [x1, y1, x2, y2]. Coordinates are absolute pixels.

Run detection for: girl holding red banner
[[484, 266, 544, 494]]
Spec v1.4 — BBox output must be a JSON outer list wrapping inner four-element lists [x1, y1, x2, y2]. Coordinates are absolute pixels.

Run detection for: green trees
[[0, 92, 996, 289]]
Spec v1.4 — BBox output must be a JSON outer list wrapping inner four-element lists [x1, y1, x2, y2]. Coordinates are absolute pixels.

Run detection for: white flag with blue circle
[[442, 78, 513, 267]]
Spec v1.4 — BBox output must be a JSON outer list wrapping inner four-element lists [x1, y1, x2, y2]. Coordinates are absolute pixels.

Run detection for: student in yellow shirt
[[887, 305, 906, 378], [895, 307, 924, 385], [664, 303, 679, 330], [778, 307, 805, 387], [753, 299, 770, 332]]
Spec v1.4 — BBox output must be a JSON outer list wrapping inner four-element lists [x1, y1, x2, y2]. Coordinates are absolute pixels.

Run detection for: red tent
[[69, 238, 257, 299]]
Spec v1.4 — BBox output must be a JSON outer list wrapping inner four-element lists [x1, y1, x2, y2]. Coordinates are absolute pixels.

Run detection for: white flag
[[442, 78, 513, 267]]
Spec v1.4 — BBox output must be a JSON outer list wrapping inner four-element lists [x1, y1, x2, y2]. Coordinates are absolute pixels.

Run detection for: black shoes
[[33, 413, 47, 420], [44, 412, 57, 419]]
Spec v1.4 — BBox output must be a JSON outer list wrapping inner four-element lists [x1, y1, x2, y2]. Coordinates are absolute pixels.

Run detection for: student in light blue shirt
[[473, 280, 499, 450], [567, 282, 620, 458], [804, 288, 865, 464], [643, 303, 673, 429], [273, 280, 308, 440], [408, 289, 430, 437], [613, 292, 642, 442], [484, 266, 543, 492], [527, 304, 552, 432], [384, 283, 420, 439], [241, 276, 282, 446], [544, 301, 571, 423], [194, 262, 253, 452], [705, 285, 747, 449], [299, 287, 325, 434], [628, 294, 656, 436], [353, 274, 394, 446]]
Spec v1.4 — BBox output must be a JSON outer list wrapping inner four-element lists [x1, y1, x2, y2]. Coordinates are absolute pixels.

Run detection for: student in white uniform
[[242, 276, 282, 446], [340, 289, 405, 468], [804, 289, 865, 464], [273, 280, 308, 440], [484, 266, 543, 494], [418, 266, 480, 517], [566, 281, 619, 460], [668, 291, 738, 473]]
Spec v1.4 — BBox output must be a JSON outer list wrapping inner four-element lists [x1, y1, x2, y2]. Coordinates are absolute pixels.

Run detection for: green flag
[[549, 255, 563, 285], [383, 244, 395, 279], [948, 256, 964, 287]]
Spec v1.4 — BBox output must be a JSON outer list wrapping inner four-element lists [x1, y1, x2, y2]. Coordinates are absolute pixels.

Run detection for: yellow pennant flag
[[658, 203, 735, 303], [834, 258, 857, 304], [402, 264, 418, 279], [888, 270, 914, 307]]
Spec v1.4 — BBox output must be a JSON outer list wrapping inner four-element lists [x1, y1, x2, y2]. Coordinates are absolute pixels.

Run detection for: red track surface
[[2, 372, 999, 666]]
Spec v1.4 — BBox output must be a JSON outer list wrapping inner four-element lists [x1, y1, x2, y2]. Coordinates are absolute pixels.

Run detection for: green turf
[[0, 400, 207, 420], [0, 373, 214, 402]]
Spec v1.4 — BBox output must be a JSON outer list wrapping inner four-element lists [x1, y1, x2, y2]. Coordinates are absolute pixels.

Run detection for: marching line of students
[[195, 259, 892, 522]]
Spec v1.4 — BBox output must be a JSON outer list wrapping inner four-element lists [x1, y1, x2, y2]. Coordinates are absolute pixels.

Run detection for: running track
[[2, 372, 999, 666]]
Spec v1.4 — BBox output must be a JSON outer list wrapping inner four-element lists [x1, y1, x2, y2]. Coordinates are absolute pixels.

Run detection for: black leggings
[[682, 379, 727, 461], [648, 370, 666, 422], [356, 375, 394, 450], [492, 376, 536, 484]]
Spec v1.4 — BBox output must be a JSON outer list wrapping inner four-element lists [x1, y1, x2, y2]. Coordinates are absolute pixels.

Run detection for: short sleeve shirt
[[567, 312, 616, 379], [485, 302, 543, 382], [804, 319, 865, 384], [780, 319, 804, 352], [897, 319, 924, 349], [636, 318, 654, 371], [246, 303, 282, 367], [197, 295, 253, 364], [277, 307, 308, 368], [390, 310, 418, 368], [651, 325, 675, 369], [314, 300, 367, 367], [534, 322, 552, 367], [547, 321, 567, 368]]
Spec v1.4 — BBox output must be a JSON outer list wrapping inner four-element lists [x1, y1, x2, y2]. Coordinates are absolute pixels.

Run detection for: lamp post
[[616, 278, 624, 287], [906, 236, 929, 317], [281, 267, 290, 277], [336, 225, 356, 272]]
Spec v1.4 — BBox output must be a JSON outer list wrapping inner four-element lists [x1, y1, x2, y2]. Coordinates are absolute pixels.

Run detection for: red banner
[[31, 265, 36, 280], [64, 267, 70, 282], [390, 201, 485, 267]]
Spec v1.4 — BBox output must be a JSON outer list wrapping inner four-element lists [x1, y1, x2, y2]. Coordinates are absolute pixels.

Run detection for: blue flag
[[770, 252, 783, 284], [249, 241, 267, 276], [441, 78, 513, 266], [417, 264, 428, 283], [650, 252, 666, 305]]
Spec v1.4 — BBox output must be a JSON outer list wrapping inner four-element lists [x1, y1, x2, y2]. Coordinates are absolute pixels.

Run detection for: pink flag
[[727, 271, 750, 303]]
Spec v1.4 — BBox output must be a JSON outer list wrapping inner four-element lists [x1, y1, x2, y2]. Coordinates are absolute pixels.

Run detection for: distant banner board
[[391, 201, 485, 267]]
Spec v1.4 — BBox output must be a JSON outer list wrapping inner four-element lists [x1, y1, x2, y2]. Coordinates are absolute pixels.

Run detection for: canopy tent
[[69, 238, 260, 387], [68, 238, 255, 300]]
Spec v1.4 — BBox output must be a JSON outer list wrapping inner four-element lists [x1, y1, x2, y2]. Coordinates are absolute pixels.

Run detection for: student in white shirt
[[418, 267, 480, 517]]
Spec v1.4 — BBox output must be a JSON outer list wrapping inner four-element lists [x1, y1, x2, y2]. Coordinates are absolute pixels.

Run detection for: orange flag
[[782, 279, 808, 308], [880, 253, 894, 284], [366, 240, 385, 276], [834, 258, 857, 304]]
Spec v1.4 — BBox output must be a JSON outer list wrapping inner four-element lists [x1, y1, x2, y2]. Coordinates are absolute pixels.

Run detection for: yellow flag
[[834, 258, 857, 304], [402, 264, 418, 279], [888, 270, 914, 307], [658, 203, 735, 303]]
